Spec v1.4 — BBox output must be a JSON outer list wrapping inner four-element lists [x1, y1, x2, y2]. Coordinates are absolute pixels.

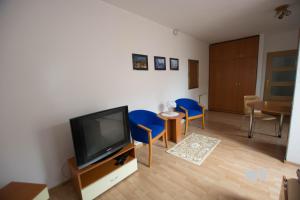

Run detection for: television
[[70, 106, 131, 169]]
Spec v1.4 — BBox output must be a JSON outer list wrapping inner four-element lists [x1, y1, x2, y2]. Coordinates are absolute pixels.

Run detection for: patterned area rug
[[167, 133, 221, 166]]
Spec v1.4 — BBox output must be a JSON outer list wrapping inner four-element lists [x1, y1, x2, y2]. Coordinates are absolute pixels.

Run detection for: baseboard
[[48, 179, 71, 192], [284, 160, 300, 167]]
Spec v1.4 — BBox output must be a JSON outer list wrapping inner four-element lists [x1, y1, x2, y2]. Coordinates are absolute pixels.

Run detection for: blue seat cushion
[[188, 109, 202, 117], [147, 124, 164, 138]]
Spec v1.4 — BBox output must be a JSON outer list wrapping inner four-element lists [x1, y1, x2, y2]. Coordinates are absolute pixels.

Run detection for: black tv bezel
[[70, 106, 131, 169]]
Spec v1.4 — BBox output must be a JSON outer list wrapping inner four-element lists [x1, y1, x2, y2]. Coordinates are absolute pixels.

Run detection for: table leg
[[248, 107, 254, 138], [175, 118, 182, 143], [278, 114, 284, 138]]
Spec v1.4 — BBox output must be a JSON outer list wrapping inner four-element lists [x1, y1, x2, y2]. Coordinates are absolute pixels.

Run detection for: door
[[210, 59, 237, 112], [235, 37, 259, 112], [236, 58, 258, 112], [264, 50, 298, 102], [209, 41, 239, 113]]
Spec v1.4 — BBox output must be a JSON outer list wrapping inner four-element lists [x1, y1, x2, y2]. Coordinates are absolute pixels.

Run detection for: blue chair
[[175, 98, 205, 134], [128, 110, 168, 167]]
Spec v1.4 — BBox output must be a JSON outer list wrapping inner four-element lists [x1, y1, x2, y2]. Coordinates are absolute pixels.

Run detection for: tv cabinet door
[[81, 158, 137, 200]]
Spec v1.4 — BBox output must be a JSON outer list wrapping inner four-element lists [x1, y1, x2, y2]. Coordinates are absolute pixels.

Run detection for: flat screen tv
[[70, 106, 131, 169]]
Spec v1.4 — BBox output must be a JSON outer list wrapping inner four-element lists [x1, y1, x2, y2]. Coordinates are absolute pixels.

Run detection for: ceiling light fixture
[[275, 4, 291, 19]]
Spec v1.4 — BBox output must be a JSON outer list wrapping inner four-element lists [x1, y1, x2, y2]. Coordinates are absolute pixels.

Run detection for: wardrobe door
[[216, 59, 237, 112], [236, 58, 258, 112], [235, 37, 259, 113], [209, 42, 238, 112]]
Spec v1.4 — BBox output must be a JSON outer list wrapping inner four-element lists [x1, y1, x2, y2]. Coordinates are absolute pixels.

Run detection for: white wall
[[0, 0, 209, 188], [256, 30, 299, 97], [286, 38, 300, 165], [255, 30, 299, 164]]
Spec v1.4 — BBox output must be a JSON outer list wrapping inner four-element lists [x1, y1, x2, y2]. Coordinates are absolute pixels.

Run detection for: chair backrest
[[175, 98, 198, 109], [244, 95, 260, 115], [128, 110, 157, 126]]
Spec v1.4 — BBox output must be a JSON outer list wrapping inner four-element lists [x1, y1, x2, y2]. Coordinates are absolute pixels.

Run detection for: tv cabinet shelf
[[68, 143, 137, 200]]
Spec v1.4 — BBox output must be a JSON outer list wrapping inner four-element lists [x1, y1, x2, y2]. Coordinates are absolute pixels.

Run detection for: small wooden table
[[159, 112, 185, 143], [0, 182, 49, 200], [247, 101, 291, 138]]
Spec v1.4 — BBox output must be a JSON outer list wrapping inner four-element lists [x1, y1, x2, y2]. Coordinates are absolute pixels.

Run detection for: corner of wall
[[256, 33, 265, 98]]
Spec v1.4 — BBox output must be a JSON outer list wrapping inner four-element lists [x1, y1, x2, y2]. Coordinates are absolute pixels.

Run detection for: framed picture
[[170, 58, 179, 70], [132, 54, 148, 70], [154, 56, 166, 70]]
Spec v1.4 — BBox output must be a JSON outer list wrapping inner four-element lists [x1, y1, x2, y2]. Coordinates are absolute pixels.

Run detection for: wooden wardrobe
[[209, 36, 259, 114]]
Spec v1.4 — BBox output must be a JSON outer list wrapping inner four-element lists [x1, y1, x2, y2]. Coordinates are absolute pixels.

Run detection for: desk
[[159, 112, 185, 143], [247, 101, 291, 138]]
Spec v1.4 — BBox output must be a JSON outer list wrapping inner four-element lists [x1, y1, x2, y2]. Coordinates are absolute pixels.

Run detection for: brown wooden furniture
[[180, 104, 205, 134], [280, 176, 300, 200], [188, 59, 199, 89], [264, 50, 298, 102], [51, 111, 298, 200], [139, 115, 168, 167], [68, 143, 137, 199], [243, 95, 277, 135], [0, 182, 49, 200], [209, 36, 259, 113], [158, 112, 185, 143], [247, 101, 291, 138]]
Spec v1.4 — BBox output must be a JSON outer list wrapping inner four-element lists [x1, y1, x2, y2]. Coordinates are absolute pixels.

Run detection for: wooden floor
[[50, 111, 298, 200]]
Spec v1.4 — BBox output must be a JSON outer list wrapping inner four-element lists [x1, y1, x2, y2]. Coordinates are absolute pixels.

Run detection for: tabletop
[[247, 101, 292, 116], [159, 112, 185, 119]]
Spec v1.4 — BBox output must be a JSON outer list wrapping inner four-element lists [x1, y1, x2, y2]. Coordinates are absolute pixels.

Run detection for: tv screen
[[70, 106, 131, 169]]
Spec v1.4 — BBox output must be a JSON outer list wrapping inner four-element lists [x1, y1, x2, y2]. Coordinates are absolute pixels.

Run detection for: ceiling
[[102, 0, 300, 43]]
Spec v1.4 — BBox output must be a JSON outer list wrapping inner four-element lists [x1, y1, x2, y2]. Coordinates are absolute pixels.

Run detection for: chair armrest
[[157, 115, 167, 121], [137, 124, 152, 142], [137, 124, 152, 133], [198, 103, 205, 109], [198, 103, 205, 112], [180, 106, 189, 118], [157, 114, 168, 131], [180, 106, 188, 113]]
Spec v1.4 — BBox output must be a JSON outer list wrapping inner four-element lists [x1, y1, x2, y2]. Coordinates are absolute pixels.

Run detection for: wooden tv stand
[[68, 143, 137, 200]]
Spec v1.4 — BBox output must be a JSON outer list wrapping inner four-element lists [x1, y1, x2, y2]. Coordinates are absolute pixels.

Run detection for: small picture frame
[[154, 56, 166, 70], [132, 54, 148, 70], [170, 58, 179, 70]]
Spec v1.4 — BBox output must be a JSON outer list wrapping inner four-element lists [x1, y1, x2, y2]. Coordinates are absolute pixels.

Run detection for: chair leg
[[184, 119, 188, 135], [202, 114, 205, 129], [148, 142, 152, 167], [252, 119, 256, 138]]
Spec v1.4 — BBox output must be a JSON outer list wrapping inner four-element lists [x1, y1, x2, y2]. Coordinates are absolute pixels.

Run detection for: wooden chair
[[243, 95, 277, 135], [128, 110, 168, 167], [175, 98, 205, 135]]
